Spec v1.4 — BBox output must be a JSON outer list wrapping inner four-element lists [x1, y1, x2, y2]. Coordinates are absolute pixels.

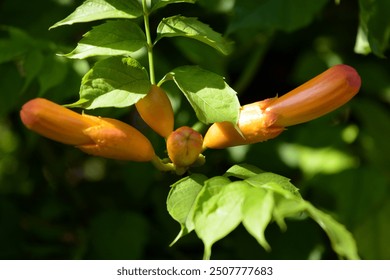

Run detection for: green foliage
[[50, 0, 143, 28], [355, 0, 390, 57], [49, 0, 236, 121], [1, 0, 390, 260], [75, 57, 150, 109], [64, 21, 146, 59], [162, 66, 239, 124], [156, 15, 233, 55], [168, 164, 358, 259]]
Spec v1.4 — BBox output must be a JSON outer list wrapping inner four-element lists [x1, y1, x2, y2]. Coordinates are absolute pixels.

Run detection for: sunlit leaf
[[224, 163, 264, 180], [162, 65, 240, 124], [193, 178, 248, 259], [272, 198, 306, 231], [167, 165, 359, 260], [245, 172, 301, 199], [73, 56, 150, 109], [64, 21, 146, 59], [167, 174, 207, 245], [305, 202, 360, 260], [272, 197, 359, 259], [156, 15, 233, 55], [242, 187, 274, 251], [50, 0, 143, 29]]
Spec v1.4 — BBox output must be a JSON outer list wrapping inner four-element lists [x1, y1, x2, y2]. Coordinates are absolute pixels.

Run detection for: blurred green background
[[1, 0, 389, 259]]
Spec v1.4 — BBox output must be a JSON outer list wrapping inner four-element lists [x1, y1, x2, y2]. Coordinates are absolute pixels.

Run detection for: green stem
[[142, 0, 156, 85], [151, 155, 175, 172], [233, 33, 272, 94]]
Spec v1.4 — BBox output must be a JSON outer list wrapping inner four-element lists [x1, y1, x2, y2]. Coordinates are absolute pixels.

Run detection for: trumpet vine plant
[[20, 0, 361, 260]]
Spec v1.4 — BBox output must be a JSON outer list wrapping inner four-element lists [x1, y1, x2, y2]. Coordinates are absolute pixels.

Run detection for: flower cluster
[[21, 65, 361, 173]]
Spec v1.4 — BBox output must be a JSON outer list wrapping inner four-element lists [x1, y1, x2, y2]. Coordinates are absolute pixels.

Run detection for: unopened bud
[[167, 126, 203, 167]]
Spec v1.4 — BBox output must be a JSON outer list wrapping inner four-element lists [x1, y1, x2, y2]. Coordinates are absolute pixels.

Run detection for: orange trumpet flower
[[20, 98, 155, 161], [203, 64, 361, 149]]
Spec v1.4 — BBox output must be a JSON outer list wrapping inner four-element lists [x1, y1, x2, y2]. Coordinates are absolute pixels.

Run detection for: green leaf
[[166, 174, 207, 245], [150, 0, 196, 12], [0, 39, 28, 64], [193, 178, 249, 259], [172, 37, 227, 75], [156, 15, 233, 55], [168, 166, 359, 260], [305, 202, 360, 260], [228, 0, 328, 34], [37, 56, 68, 96], [163, 65, 240, 124], [354, 25, 372, 56], [271, 197, 359, 259], [64, 21, 146, 59], [50, 0, 143, 29], [355, 0, 390, 57], [245, 172, 302, 199], [0, 26, 33, 64], [272, 198, 307, 231], [224, 163, 264, 180], [242, 187, 274, 251], [22, 49, 44, 92], [75, 56, 150, 109]]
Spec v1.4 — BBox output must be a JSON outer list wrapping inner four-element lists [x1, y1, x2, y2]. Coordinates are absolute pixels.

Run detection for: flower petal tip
[[339, 64, 361, 91]]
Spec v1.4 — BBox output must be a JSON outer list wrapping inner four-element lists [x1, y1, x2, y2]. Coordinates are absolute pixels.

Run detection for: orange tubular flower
[[135, 85, 174, 138], [20, 98, 155, 161], [203, 64, 361, 149], [202, 100, 284, 149], [266, 64, 361, 127]]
